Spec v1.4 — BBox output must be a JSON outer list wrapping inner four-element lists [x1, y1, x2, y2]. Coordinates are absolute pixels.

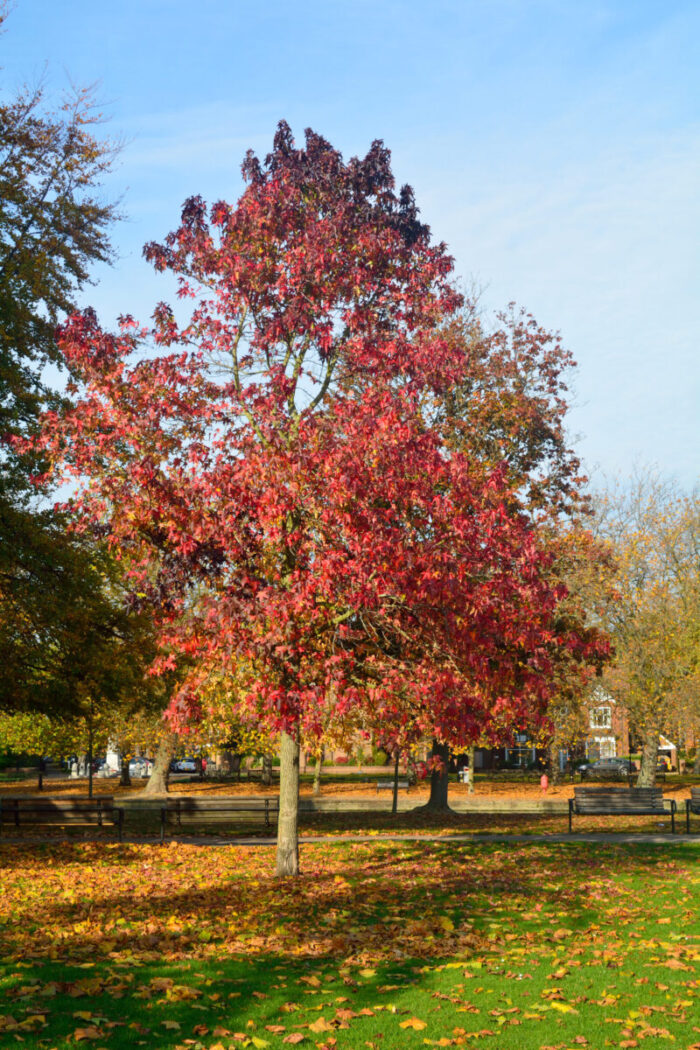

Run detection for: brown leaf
[[282, 1035, 306, 1045], [73, 1027, 103, 1041]]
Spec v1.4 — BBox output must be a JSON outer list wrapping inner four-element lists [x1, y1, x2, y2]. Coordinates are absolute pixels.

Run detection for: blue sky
[[4, 0, 698, 487]]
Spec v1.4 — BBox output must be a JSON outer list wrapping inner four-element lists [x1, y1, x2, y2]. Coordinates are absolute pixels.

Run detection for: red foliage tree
[[39, 124, 605, 873]]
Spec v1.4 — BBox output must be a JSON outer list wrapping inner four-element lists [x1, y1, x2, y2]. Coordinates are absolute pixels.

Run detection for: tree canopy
[[0, 8, 126, 717], [38, 123, 608, 873]]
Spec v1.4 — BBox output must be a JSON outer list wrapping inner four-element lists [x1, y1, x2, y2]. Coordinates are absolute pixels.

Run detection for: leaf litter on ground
[[0, 840, 698, 1049]]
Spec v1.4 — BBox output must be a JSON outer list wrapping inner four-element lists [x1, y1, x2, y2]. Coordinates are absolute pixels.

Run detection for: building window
[[590, 706, 612, 729], [587, 736, 617, 760]]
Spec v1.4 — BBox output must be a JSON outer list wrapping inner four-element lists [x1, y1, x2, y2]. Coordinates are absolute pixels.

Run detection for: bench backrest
[[573, 786, 664, 810], [0, 797, 118, 826], [163, 797, 278, 814], [1, 796, 114, 811]]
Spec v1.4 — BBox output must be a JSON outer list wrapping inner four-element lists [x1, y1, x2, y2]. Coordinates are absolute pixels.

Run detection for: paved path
[[183, 832, 700, 846], [5, 832, 695, 847]]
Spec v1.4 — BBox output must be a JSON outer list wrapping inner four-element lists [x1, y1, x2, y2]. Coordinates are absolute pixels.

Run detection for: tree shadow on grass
[[0, 839, 694, 967]]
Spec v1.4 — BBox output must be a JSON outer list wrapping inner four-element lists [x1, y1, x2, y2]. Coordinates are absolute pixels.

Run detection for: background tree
[[594, 472, 700, 786], [0, 545, 164, 794], [417, 306, 611, 808], [0, 5, 122, 714]]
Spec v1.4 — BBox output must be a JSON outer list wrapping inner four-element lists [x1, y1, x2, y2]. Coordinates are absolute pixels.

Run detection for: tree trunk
[[143, 732, 176, 795], [548, 741, 562, 785], [391, 751, 400, 814], [276, 729, 300, 877], [466, 745, 475, 795], [120, 763, 131, 787], [312, 749, 323, 795], [636, 732, 658, 788], [87, 723, 94, 800], [262, 752, 273, 786], [419, 739, 451, 811], [693, 744, 700, 777]]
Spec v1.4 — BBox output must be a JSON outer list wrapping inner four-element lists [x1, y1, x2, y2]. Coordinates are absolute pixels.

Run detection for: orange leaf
[[399, 1017, 427, 1030]]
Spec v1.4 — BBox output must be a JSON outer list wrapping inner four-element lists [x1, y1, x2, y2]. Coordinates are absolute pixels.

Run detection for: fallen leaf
[[308, 1017, 334, 1033], [399, 1017, 427, 1030], [73, 1027, 103, 1041]]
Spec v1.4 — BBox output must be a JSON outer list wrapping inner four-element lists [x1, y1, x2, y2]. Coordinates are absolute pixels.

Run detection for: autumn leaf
[[308, 1017, 334, 1033], [399, 1017, 428, 1030]]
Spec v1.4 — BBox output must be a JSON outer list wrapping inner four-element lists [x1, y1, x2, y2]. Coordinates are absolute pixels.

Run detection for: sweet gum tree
[[40, 124, 603, 874]]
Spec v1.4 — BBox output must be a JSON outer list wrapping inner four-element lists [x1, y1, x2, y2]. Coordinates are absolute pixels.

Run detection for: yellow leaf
[[161, 1020, 180, 1030], [549, 1002, 578, 1014], [308, 1017, 334, 1033], [400, 1017, 428, 1030], [438, 916, 455, 932], [359, 968, 376, 978]]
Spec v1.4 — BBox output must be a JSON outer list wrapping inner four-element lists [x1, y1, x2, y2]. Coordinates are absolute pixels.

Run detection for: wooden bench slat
[[685, 787, 700, 832], [569, 787, 676, 833], [160, 797, 279, 842], [0, 796, 123, 840]]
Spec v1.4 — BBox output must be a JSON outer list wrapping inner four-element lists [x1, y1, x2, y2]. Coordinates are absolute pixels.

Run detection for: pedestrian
[[540, 772, 549, 794]]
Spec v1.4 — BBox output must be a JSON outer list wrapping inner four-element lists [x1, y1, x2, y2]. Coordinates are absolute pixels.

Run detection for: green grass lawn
[[0, 840, 698, 1049]]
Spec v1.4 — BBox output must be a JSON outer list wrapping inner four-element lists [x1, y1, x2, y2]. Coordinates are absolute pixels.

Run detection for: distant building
[[584, 686, 629, 760]]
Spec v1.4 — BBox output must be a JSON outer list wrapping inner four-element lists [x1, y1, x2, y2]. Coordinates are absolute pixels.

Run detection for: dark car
[[578, 757, 632, 779]]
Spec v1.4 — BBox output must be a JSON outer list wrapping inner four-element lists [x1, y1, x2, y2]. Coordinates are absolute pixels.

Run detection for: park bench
[[0, 796, 124, 840], [376, 778, 410, 793], [685, 786, 700, 833], [569, 786, 676, 834], [160, 796, 279, 843]]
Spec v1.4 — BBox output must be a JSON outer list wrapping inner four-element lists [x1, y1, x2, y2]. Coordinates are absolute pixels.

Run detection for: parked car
[[128, 758, 154, 777], [578, 757, 632, 779], [171, 757, 198, 773]]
